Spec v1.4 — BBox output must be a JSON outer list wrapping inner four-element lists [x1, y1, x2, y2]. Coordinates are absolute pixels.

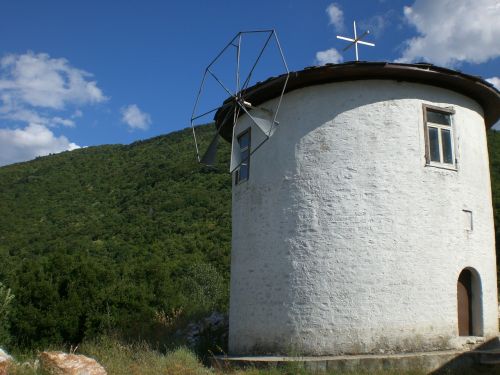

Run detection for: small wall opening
[[457, 268, 483, 336]]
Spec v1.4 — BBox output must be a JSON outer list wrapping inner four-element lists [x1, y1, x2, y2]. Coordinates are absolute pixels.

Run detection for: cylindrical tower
[[215, 63, 500, 356]]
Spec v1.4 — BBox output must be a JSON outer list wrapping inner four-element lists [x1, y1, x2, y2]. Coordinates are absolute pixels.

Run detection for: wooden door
[[457, 270, 472, 336]]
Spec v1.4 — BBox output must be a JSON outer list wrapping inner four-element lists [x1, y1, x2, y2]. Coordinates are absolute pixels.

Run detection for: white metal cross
[[336, 21, 375, 61]]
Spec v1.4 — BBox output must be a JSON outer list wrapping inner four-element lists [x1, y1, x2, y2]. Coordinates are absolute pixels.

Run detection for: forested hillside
[[0, 125, 231, 349], [0, 126, 500, 351], [488, 130, 500, 264]]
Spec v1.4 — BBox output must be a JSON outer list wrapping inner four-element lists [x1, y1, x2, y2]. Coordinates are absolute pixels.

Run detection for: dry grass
[[5, 337, 473, 375], [79, 336, 211, 375]]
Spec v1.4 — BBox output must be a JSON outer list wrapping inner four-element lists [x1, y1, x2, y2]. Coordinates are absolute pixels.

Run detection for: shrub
[[179, 262, 227, 317], [0, 282, 14, 346]]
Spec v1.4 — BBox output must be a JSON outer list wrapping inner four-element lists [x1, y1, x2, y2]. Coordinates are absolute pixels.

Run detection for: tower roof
[[214, 62, 500, 141]]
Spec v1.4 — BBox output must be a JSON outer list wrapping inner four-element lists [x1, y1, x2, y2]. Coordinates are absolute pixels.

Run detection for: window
[[463, 210, 473, 231], [423, 105, 455, 167], [235, 128, 251, 184]]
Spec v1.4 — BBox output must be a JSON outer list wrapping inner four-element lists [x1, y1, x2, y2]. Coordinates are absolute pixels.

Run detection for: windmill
[[336, 21, 375, 61], [190, 30, 289, 172]]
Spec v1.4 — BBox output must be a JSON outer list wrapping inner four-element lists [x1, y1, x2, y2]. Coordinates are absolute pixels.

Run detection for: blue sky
[[0, 0, 499, 166]]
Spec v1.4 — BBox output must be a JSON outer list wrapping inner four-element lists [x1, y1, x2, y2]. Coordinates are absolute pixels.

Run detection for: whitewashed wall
[[228, 80, 498, 355]]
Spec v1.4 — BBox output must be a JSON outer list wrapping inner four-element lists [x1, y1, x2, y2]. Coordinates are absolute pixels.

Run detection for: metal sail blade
[[230, 130, 242, 172], [358, 40, 375, 47], [336, 36, 355, 42], [251, 113, 274, 137], [238, 103, 275, 137], [343, 42, 356, 51], [200, 133, 219, 166], [336, 21, 375, 61]]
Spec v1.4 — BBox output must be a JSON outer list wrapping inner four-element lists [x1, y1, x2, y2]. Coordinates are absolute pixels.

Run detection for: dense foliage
[[488, 131, 500, 269], [0, 282, 14, 346], [0, 126, 500, 351], [0, 125, 232, 349]]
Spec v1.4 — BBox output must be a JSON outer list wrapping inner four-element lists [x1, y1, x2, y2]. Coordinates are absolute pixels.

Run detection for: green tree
[[0, 124, 231, 349]]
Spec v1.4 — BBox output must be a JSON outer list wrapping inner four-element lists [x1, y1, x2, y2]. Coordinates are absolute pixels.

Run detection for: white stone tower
[[214, 62, 500, 356]]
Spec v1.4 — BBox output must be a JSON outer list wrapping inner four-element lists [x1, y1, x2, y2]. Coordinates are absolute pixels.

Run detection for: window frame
[[422, 104, 456, 169], [235, 128, 251, 185]]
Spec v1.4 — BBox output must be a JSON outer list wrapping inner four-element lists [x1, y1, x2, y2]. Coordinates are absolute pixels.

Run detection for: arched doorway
[[457, 268, 483, 336]]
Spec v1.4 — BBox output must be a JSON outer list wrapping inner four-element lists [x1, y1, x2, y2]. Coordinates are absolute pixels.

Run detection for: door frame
[[457, 267, 483, 337]]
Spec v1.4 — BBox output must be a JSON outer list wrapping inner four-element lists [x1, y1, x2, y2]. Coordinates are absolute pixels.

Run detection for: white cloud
[[0, 103, 75, 128], [0, 52, 107, 109], [121, 104, 151, 130], [0, 52, 106, 166], [397, 0, 500, 66], [51, 116, 75, 127], [316, 4, 346, 65], [486, 77, 500, 90], [315, 48, 344, 65], [0, 104, 46, 124], [0, 123, 79, 166], [326, 3, 344, 32]]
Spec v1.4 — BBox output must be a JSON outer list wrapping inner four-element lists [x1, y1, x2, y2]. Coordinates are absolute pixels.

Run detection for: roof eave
[[214, 62, 500, 142]]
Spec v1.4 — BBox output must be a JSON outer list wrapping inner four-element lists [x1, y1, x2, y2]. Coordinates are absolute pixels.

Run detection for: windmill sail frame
[[190, 30, 289, 171]]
